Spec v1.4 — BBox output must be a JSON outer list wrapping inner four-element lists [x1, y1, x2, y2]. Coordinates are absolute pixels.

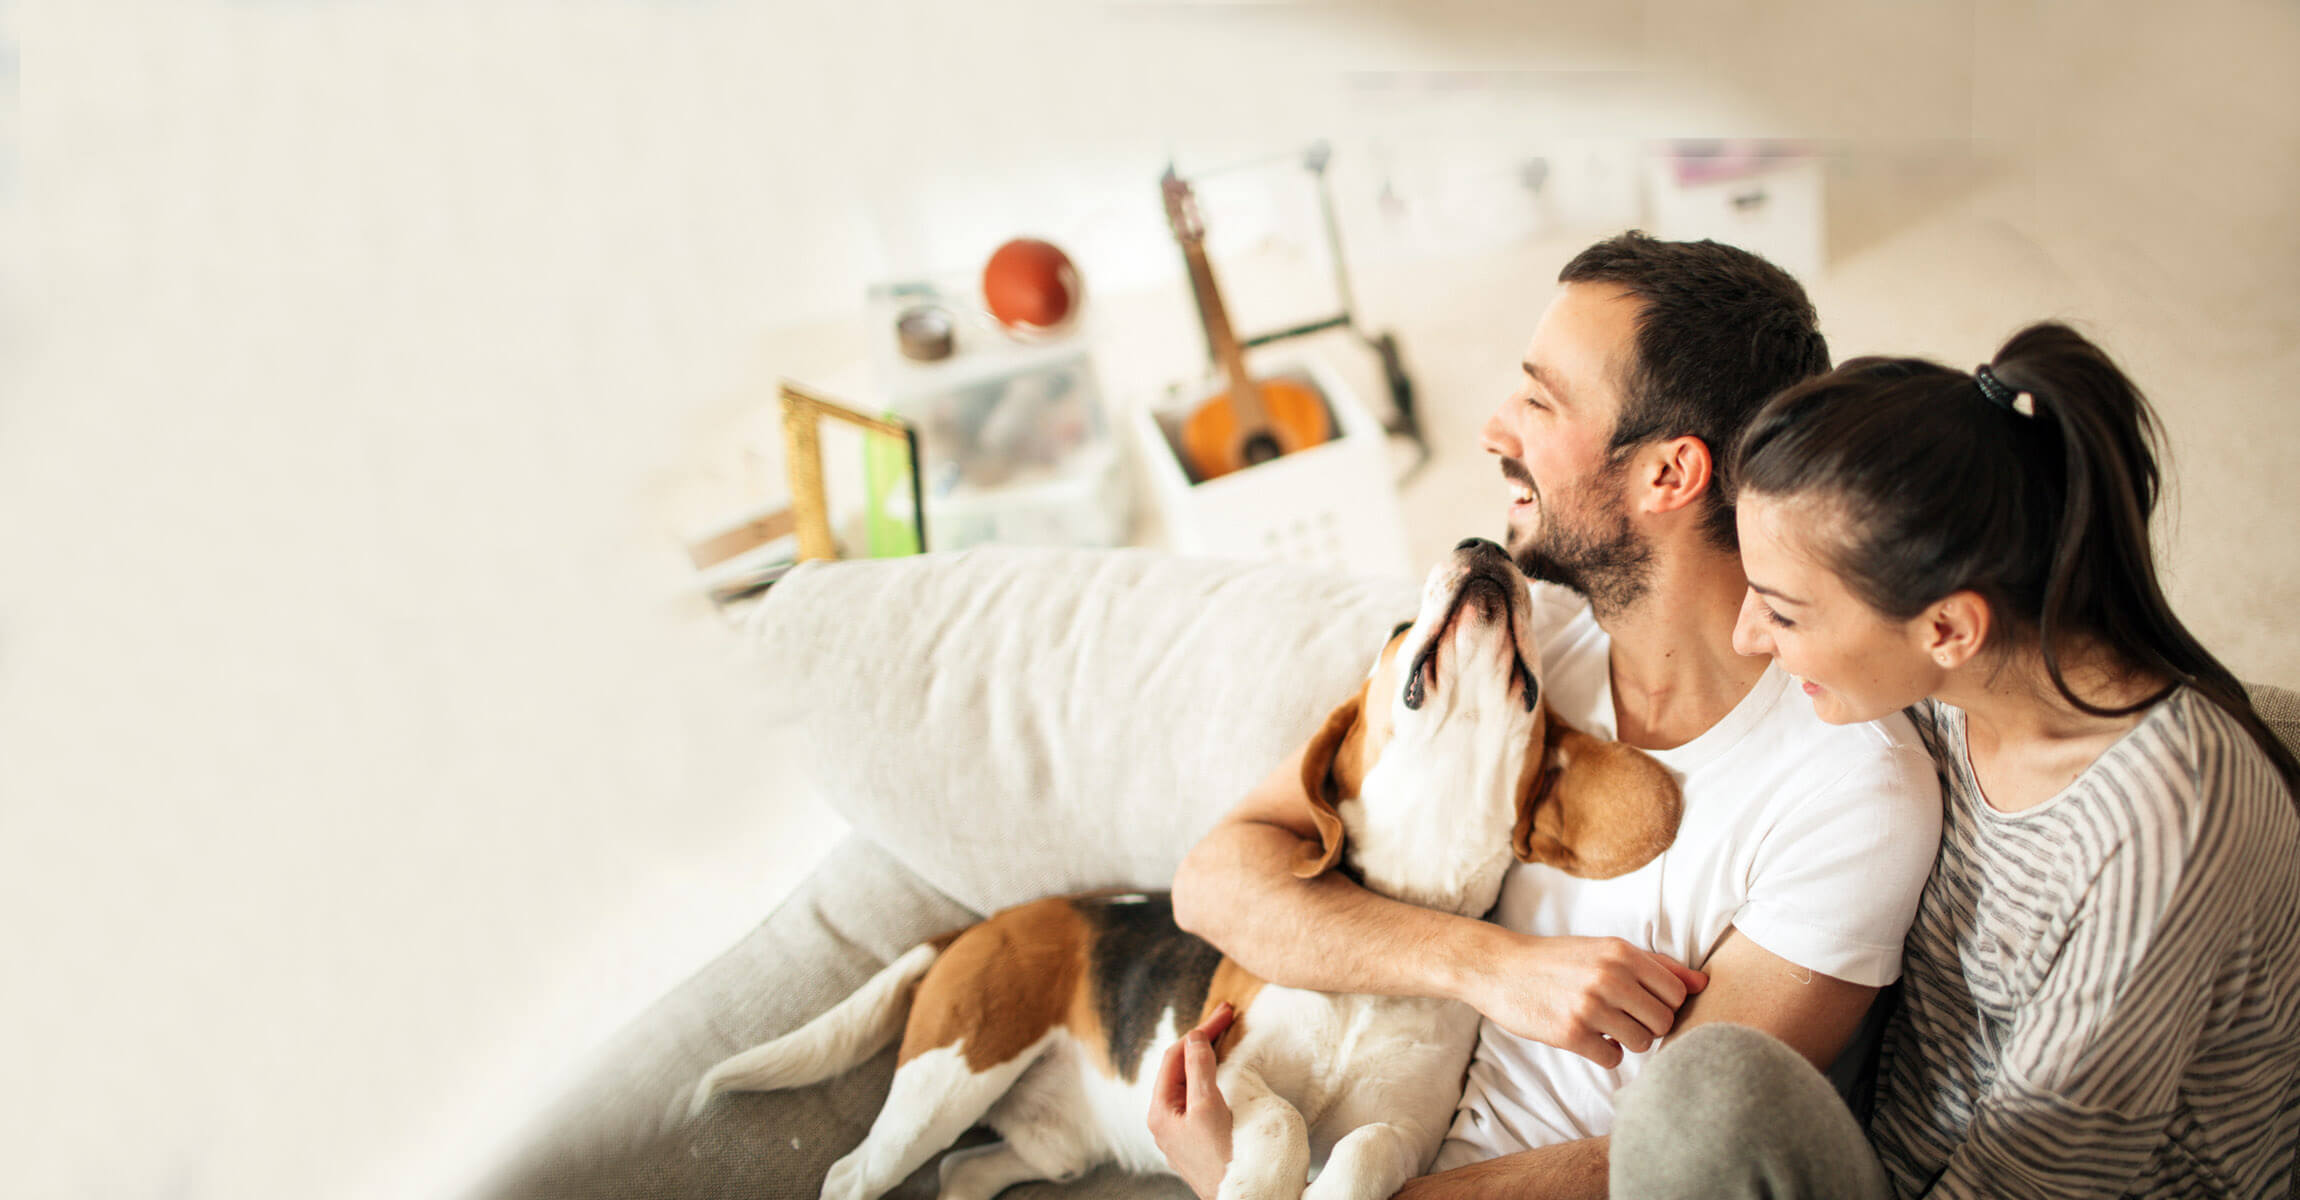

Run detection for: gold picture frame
[[777, 380, 927, 562]]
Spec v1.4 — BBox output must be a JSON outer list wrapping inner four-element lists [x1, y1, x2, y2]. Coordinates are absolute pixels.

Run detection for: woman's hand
[[1462, 930, 1707, 1066], [1147, 1002, 1237, 1200]]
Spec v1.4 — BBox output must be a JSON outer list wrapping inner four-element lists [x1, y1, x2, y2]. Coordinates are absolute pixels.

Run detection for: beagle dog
[[690, 539, 1681, 1200]]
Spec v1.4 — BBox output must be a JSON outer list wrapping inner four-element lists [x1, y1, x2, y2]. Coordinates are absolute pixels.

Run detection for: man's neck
[[1593, 543, 1768, 752]]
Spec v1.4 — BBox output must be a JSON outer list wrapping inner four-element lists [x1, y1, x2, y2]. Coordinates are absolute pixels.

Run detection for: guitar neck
[[1177, 238, 1270, 428]]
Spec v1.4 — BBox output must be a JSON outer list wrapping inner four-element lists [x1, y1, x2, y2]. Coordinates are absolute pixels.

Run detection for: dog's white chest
[[1343, 804, 1517, 917]]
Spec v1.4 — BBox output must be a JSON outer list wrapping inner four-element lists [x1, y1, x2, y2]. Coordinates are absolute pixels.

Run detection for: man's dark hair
[[1558, 231, 1830, 551]]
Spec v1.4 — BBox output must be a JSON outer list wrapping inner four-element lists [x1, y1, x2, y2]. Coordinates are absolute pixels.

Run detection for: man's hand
[[1463, 930, 1708, 1067], [1148, 1003, 1237, 1200]]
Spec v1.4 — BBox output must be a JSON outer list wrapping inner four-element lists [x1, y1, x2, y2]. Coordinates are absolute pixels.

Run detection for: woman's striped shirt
[[1871, 689, 2300, 1198]]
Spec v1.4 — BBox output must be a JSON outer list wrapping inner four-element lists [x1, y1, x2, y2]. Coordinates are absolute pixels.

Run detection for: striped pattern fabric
[[1870, 689, 2300, 1199]]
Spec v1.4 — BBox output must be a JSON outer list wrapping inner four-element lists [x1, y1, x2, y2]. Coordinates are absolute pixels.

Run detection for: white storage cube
[[1644, 154, 1825, 283], [1132, 355, 1412, 577]]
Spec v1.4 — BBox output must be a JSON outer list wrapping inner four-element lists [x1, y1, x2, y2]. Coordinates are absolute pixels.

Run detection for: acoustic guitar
[[1160, 166, 1331, 482]]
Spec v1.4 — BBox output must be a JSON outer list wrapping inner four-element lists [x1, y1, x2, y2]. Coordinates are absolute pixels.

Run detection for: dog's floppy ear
[[1513, 705, 1682, 879], [1291, 688, 1365, 879]]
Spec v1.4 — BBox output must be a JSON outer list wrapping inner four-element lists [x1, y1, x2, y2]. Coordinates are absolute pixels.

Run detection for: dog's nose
[[1456, 537, 1503, 555]]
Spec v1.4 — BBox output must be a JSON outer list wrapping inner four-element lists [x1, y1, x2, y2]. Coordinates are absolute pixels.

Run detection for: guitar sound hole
[[1243, 433, 1282, 466]]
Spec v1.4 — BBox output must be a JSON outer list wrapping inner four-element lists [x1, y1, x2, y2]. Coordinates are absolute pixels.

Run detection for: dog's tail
[[687, 941, 942, 1118]]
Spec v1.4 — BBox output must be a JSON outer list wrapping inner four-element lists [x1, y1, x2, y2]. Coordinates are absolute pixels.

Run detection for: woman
[[1612, 322, 2300, 1199]]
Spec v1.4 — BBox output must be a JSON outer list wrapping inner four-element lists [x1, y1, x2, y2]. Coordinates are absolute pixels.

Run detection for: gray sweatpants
[[1609, 1024, 1891, 1200]]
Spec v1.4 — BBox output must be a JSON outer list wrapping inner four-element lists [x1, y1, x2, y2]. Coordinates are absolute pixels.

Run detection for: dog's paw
[[1301, 1170, 1371, 1200], [819, 1151, 869, 1200]]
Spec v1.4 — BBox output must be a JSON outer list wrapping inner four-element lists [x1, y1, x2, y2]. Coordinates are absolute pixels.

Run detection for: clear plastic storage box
[[866, 280, 1135, 552]]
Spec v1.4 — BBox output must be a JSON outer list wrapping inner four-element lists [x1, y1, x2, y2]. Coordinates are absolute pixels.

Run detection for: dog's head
[[1293, 538, 1681, 886]]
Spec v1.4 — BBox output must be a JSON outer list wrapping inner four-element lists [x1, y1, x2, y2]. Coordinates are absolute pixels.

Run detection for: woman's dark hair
[[1732, 321, 2300, 797]]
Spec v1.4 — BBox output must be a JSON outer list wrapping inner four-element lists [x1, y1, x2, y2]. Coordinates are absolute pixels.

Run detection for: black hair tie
[[1974, 365, 2033, 416]]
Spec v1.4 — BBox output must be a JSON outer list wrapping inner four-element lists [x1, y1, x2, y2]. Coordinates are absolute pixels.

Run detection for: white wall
[[4, 3, 2295, 1198]]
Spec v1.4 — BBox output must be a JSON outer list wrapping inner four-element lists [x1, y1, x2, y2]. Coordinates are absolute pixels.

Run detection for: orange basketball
[[982, 238, 1080, 332]]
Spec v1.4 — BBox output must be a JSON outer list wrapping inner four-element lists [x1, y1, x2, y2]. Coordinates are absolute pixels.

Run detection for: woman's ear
[[1917, 590, 1992, 670], [1292, 689, 1365, 879]]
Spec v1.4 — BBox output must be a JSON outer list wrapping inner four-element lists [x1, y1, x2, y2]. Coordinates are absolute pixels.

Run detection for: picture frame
[[688, 381, 927, 609], [777, 380, 928, 563]]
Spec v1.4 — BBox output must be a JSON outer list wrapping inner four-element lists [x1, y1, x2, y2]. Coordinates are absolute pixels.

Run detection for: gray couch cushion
[[2247, 682, 2300, 759], [470, 835, 1187, 1200], [471, 835, 971, 1199]]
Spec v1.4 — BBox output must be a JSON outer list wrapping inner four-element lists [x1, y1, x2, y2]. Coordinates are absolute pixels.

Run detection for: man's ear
[[1292, 689, 1364, 879], [1637, 434, 1714, 518], [1513, 706, 1682, 879]]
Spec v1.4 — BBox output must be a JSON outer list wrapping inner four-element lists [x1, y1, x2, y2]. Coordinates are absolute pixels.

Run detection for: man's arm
[[1668, 926, 1878, 1070], [1172, 746, 1706, 1065], [1393, 1138, 1608, 1200], [1381, 928, 1878, 1200], [1171, 741, 1493, 1001]]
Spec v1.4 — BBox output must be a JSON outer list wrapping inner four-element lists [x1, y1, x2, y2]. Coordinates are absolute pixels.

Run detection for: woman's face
[[1732, 493, 1946, 725]]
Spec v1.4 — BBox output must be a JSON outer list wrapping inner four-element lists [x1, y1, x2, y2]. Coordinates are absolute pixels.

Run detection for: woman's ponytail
[[1987, 324, 2300, 794]]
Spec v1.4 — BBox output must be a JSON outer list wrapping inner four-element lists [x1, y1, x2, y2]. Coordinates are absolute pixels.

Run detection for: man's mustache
[[1500, 459, 1536, 494]]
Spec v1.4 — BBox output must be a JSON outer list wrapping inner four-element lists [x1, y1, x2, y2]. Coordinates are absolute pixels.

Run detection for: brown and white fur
[[689, 539, 1681, 1200]]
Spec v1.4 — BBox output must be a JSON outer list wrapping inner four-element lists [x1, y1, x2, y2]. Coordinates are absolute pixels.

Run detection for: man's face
[[1479, 283, 1653, 616]]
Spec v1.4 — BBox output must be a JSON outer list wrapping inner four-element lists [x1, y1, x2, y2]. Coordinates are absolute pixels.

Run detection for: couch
[[470, 547, 2300, 1200]]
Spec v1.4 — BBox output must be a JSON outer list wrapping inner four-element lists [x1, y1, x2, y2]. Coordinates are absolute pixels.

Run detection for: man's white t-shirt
[[1434, 585, 1943, 1167]]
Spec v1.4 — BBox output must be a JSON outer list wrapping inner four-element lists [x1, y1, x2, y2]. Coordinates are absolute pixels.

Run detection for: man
[[1152, 233, 1944, 1198]]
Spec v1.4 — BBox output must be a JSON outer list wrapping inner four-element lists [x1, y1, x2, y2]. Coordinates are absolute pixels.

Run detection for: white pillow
[[744, 547, 1419, 914]]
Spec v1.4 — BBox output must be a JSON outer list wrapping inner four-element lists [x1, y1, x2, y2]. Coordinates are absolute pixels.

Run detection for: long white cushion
[[743, 547, 1419, 914]]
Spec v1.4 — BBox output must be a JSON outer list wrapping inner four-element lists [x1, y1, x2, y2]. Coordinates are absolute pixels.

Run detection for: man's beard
[[1505, 461, 1654, 620]]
